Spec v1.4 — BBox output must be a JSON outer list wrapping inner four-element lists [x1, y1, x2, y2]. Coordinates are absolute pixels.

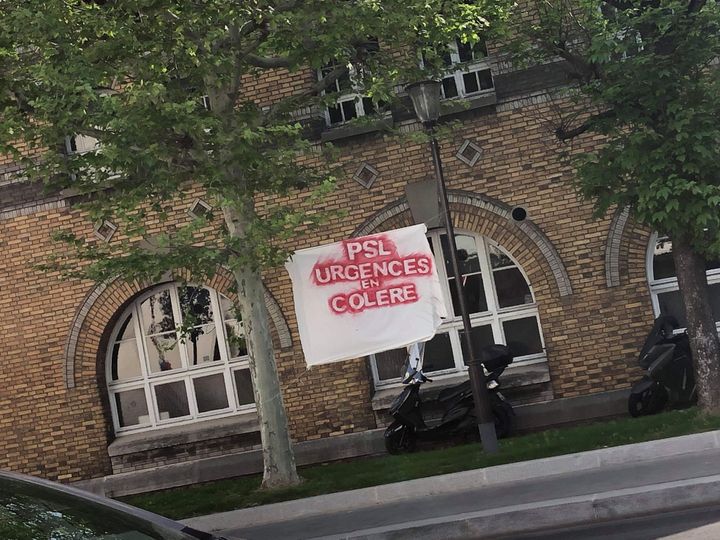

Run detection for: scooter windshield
[[401, 342, 426, 384], [639, 315, 679, 361]]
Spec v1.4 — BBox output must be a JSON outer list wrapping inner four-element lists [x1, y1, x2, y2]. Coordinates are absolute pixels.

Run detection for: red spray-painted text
[[311, 235, 433, 314]]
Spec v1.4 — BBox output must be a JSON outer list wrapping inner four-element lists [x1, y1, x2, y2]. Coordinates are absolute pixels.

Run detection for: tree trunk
[[672, 235, 720, 413], [222, 202, 301, 489]]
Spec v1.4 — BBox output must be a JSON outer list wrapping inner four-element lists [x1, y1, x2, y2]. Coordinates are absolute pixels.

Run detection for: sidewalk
[[184, 430, 720, 539]]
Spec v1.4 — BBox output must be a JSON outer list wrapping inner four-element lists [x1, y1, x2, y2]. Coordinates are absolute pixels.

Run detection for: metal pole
[[428, 129, 499, 453]]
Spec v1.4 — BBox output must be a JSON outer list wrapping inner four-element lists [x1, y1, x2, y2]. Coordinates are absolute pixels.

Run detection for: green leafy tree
[[0, 0, 510, 487], [515, 0, 720, 412]]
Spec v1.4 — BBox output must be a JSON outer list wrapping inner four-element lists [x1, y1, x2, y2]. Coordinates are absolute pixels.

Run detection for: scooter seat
[[438, 380, 471, 405]]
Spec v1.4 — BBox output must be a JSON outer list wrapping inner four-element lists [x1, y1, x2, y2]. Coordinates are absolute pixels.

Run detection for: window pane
[[495, 267, 533, 308], [193, 374, 229, 413], [478, 69, 494, 90], [139, 289, 176, 335], [185, 324, 220, 366], [423, 332, 454, 372], [225, 321, 248, 358], [112, 340, 142, 380], [178, 286, 214, 325], [145, 332, 182, 373], [155, 381, 190, 420], [449, 274, 488, 315], [442, 76, 458, 98], [341, 100, 357, 121], [489, 245, 514, 269], [653, 237, 720, 280], [328, 104, 343, 124], [472, 40, 489, 59], [115, 389, 149, 428], [710, 283, 720, 321], [462, 72, 480, 94], [337, 72, 352, 91], [503, 317, 543, 357], [459, 324, 495, 365], [441, 234, 481, 274], [374, 347, 407, 381], [362, 97, 375, 115], [116, 314, 136, 340], [457, 39, 474, 62], [657, 290, 687, 328], [233, 369, 255, 406], [653, 237, 675, 280], [220, 296, 233, 320]]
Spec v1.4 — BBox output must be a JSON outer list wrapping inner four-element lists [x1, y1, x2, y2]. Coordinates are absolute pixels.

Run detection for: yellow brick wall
[[0, 88, 656, 482]]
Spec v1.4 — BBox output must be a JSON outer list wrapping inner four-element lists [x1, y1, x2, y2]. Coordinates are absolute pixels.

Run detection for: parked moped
[[628, 315, 696, 417], [384, 342, 515, 454]]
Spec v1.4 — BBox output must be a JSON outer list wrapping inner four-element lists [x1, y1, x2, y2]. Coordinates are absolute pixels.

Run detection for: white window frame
[[370, 231, 546, 388], [65, 134, 99, 155], [646, 232, 720, 332], [106, 283, 255, 435], [433, 38, 495, 100], [318, 63, 375, 127]]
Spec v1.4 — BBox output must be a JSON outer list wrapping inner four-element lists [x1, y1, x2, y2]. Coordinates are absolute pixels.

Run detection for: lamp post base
[[478, 422, 500, 453]]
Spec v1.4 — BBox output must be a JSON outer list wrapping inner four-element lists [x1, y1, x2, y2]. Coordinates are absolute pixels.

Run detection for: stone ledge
[[440, 91, 498, 117], [78, 428, 386, 498], [74, 388, 633, 497], [108, 413, 259, 457], [320, 117, 393, 143], [371, 360, 551, 412], [514, 388, 630, 431]]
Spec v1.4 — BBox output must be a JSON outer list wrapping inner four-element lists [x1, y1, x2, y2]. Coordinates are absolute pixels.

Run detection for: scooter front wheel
[[384, 421, 416, 454], [493, 403, 514, 439], [628, 382, 668, 417]]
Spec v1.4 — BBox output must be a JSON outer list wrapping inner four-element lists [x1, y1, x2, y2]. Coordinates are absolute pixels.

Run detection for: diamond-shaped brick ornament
[[456, 140, 483, 167], [188, 198, 213, 219], [93, 220, 117, 242], [352, 163, 379, 189]]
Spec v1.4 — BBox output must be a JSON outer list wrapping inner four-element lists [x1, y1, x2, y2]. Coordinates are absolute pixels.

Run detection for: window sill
[[440, 91, 497, 118], [108, 411, 259, 457], [320, 116, 393, 143], [371, 359, 550, 412]]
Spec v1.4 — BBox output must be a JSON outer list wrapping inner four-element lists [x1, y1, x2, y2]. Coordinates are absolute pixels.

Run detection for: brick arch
[[64, 270, 292, 389], [352, 190, 573, 297], [605, 206, 631, 288]]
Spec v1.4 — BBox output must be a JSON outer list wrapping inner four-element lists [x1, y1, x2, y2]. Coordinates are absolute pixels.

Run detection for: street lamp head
[[405, 80, 442, 125]]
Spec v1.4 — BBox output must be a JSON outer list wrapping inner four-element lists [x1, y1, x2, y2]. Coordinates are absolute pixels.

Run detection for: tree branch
[[245, 53, 292, 69], [555, 109, 615, 140], [687, 0, 707, 14], [262, 64, 349, 125]]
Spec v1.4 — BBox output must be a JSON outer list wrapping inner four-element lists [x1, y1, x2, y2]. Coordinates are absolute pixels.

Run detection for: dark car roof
[[0, 469, 223, 540]]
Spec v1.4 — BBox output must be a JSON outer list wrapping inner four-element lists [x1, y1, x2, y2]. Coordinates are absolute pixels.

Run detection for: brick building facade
[[0, 38, 684, 495]]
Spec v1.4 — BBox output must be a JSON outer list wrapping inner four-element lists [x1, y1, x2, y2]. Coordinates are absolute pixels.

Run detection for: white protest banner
[[285, 224, 447, 366]]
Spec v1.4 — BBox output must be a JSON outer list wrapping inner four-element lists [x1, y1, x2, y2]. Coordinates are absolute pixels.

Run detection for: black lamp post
[[406, 80, 499, 454]]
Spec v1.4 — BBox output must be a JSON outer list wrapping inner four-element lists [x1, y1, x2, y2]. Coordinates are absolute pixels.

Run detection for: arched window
[[106, 283, 255, 434], [371, 231, 546, 385], [647, 234, 720, 328]]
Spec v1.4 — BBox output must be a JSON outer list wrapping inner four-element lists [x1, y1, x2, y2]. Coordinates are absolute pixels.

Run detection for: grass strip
[[122, 407, 720, 520]]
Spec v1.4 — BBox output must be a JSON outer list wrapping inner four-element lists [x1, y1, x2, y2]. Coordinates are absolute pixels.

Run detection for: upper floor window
[[647, 234, 720, 329], [319, 39, 379, 127], [370, 231, 545, 386], [438, 38, 494, 99], [65, 134, 99, 155], [106, 283, 255, 434]]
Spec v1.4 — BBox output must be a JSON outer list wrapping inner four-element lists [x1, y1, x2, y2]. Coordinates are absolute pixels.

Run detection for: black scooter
[[628, 315, 696, 417], [384, 343, 515, 454]]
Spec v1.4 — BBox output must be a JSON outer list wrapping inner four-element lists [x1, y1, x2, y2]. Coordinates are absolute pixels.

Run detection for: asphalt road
[[223, 449, 720, 540], [507, 503, 720, 540]]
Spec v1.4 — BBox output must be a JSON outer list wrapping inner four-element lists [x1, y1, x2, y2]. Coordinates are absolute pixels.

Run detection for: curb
[[184, 429, 720, 532], [323, 474, 720, 539]]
